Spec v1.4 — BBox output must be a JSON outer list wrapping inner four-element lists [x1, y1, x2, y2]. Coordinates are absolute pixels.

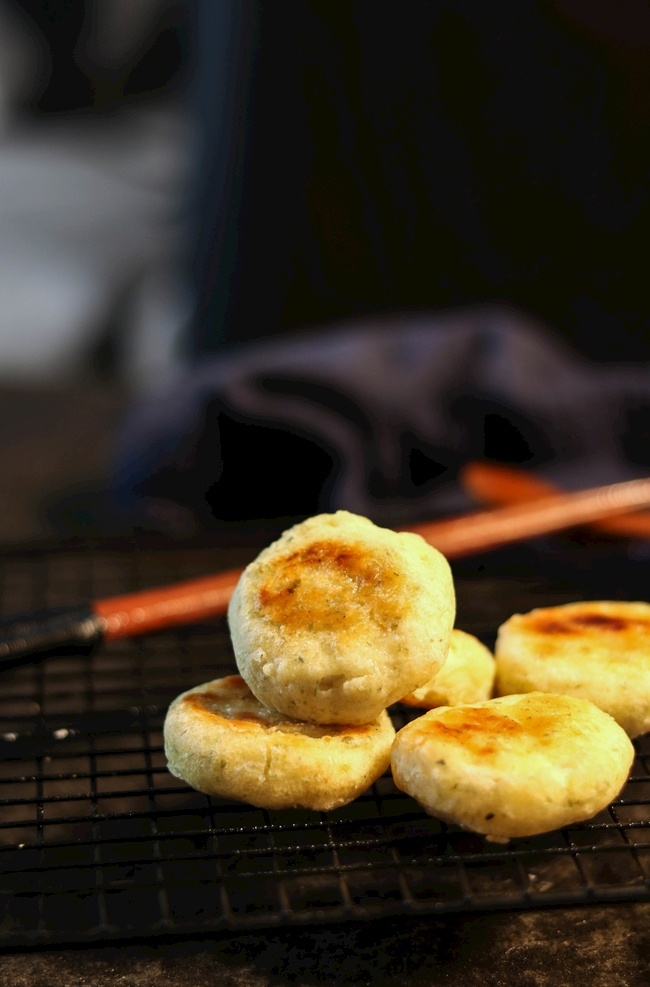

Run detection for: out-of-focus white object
[[0, 0, 193, 385], [0, 104, 194, 383]]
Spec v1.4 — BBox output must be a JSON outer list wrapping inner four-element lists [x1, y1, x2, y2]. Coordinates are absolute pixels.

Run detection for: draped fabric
[[113, 306, 650, 534]]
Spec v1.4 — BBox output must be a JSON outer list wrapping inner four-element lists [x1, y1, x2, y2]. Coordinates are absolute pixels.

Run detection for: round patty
[[228, 510, 455, 724], [391, 691, 634, 842], [495, 600, 650, 737], [164, 674, 395, 811]]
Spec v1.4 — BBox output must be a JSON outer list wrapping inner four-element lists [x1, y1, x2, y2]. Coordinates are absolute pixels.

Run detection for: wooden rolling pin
[[2, 473, 650, 664], [460, 461, 650, 539]]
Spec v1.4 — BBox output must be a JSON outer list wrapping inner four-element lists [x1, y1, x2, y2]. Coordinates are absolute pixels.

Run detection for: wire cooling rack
[[1, 538, 650, 949]]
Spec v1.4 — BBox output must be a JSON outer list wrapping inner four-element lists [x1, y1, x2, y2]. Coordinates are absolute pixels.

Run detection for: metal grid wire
[[1, 541, 650, 949]]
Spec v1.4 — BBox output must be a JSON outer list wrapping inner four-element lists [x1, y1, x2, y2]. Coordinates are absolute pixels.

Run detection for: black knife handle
[[0, 605, 105, 668]]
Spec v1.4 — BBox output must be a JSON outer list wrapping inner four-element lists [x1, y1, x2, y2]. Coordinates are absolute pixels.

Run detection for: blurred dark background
[[188, 0, 650, 363], [0, 0, 647, 543]]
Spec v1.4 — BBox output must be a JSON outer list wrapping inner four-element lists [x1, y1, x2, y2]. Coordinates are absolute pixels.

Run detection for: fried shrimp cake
[[391, 692, 634, 842], [400, 628, 495, 709], [495, 600, 650, 737], [164, 675, 395, 811], [228, 511, 455, 724]]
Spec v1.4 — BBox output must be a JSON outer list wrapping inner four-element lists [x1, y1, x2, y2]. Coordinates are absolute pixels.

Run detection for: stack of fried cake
[[164, 511, 640, 840]]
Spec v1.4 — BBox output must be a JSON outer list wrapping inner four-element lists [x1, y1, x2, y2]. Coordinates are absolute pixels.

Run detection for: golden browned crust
[[257, 537, 405, 635]]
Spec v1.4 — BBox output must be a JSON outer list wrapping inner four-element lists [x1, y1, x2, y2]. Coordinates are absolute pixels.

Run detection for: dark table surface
[[1, 380, 649, 987]]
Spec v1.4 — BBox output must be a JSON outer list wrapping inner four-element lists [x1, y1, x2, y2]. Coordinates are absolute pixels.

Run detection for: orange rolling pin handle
[[460, 461, 650, 539], [407, 475, 650, 558], [92, 474, 650, 641], [4, 475, 650, 666], [93, 567, 244, 640]]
